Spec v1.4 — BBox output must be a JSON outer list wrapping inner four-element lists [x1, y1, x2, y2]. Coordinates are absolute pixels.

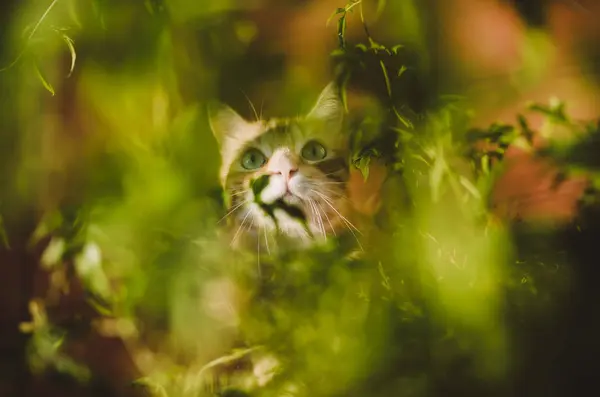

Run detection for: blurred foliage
[[0, 1, 599, 397]]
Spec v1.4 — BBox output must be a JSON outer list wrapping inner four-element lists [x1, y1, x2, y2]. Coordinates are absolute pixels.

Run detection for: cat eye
[[301, 140, 327, 161], [240, 148, 267, 170]]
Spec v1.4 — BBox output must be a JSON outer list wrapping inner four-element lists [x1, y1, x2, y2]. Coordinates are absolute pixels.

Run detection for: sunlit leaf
[[411, 154, 430, 166], [353, 154, 371, 181], [60, 33, 77, 77], [337, 14, 347, 48], [397, 64, 407, 77], [391, 127, 414, 143], [459, 176, 481, 199], [327, 7, 347, 27], [0, 0, 59, 72], [391, 44, 403, 55], [379, 60, 391, 97], [340, 73, 350, 113], [41, 238, 65, 269], [34, 63, 55, 96], [393, 106, 414, 129], [355, 43, 368, 52]]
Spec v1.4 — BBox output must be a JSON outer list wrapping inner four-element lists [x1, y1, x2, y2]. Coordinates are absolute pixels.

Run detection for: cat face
[[210, 83, 351, 246]]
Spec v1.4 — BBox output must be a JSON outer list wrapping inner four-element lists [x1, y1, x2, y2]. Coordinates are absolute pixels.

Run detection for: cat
[[184, 83, 363, 395], [209, 83, 359, 252]]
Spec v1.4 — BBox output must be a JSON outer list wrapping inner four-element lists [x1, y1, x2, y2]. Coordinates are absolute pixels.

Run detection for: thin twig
[[0, 0, 60, 72]]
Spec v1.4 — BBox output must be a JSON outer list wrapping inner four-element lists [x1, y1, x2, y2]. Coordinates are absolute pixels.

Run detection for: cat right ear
[[208, 102, 247, 146], [306, 82, 344, 132]]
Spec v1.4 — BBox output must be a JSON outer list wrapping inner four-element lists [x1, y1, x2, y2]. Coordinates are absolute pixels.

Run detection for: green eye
[[301, 140, 327, 161], [241, 148, 266, 170]]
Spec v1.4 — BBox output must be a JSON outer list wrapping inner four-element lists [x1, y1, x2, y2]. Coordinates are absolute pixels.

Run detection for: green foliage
[[20, 301, 91, 382], [2, 1, 599, 397]]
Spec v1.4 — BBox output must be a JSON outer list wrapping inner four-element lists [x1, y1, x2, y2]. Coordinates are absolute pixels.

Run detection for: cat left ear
[[306, 82, 344, 131], [208, 102, 248, 146]]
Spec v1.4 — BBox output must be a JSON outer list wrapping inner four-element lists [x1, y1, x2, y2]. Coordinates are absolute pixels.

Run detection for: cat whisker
[[259, 98, 265, 120], [263, 222, 271, 255], [316, 204, 327, 237], [318, 196, 360, 235], [218, 200, 249, 224], [314, 199, 336, 236], [315, 200, 327, 237], [230, 209, 252, 247], [308, 198, 326, 237], [230, 190, 249, 197], [322, 170, 344, 177], [247, 216, 255, 235], [305, 199, 318, 234], [318, 181, 345, 185], [312, 190, 364, 251], [314, 186, 349, 202], [241, 90, 260, 121], [256, 221, 262, 278], [319, 185, 346, 194]]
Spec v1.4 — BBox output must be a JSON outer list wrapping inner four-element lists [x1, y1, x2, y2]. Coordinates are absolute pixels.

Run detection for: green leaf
[[379, 60, 391, 97], [411, 154, 430, 166], [397, 65, 407, 77], [481, 154, 490, 175], [391, 127, 414, 143], [337, 14, 347, 48], [340, 73, 350, 113], [369, 40, 388, 53], [358, 156, 371, 180], [391, 44, 403, 55], [30, 211, 64, 246], [41, 238, 65, 269], [87, 295, 113, 316], [459, 176, 481, 199], [60, 33, 76, 77], [393, 107, 414, 129], [355, 43, 368, 52], [517, 114, 534, 143], [345, 0, 363, 13], [326, 8, 347, 27], [353, 152, 372, 181], [0, 0, 60, 72], [34, 63, 55, 96], [528, 100, 568, 123]]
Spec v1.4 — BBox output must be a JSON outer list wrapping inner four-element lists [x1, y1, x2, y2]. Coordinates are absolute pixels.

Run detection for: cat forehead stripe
[[262, 119, 297, 135]]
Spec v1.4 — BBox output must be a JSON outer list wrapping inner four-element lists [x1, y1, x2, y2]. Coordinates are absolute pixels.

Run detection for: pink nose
[[272, 168, 298, 181]]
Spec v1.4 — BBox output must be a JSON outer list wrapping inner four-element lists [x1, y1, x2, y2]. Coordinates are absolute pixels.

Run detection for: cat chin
[[282, 192, 302, 207]]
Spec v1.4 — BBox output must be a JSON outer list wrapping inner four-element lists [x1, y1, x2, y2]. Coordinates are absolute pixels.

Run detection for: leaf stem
[[0, 0, 60, 72]]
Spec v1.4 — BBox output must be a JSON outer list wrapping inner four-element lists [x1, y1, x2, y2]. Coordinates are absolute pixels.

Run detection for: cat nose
[[274, 167, 298, 181]]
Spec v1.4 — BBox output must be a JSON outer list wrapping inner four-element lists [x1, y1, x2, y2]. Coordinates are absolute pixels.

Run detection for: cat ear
[[208, 102, 248, 146], [306, 82, 344, 131]]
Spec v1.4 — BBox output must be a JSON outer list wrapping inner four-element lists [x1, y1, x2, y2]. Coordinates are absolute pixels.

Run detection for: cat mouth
[[282, 191, 301, 206], [254, 190, 307, 225]]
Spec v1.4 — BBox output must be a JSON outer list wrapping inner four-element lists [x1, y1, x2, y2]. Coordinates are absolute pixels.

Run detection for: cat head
[[209, 83, 352, 247]]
